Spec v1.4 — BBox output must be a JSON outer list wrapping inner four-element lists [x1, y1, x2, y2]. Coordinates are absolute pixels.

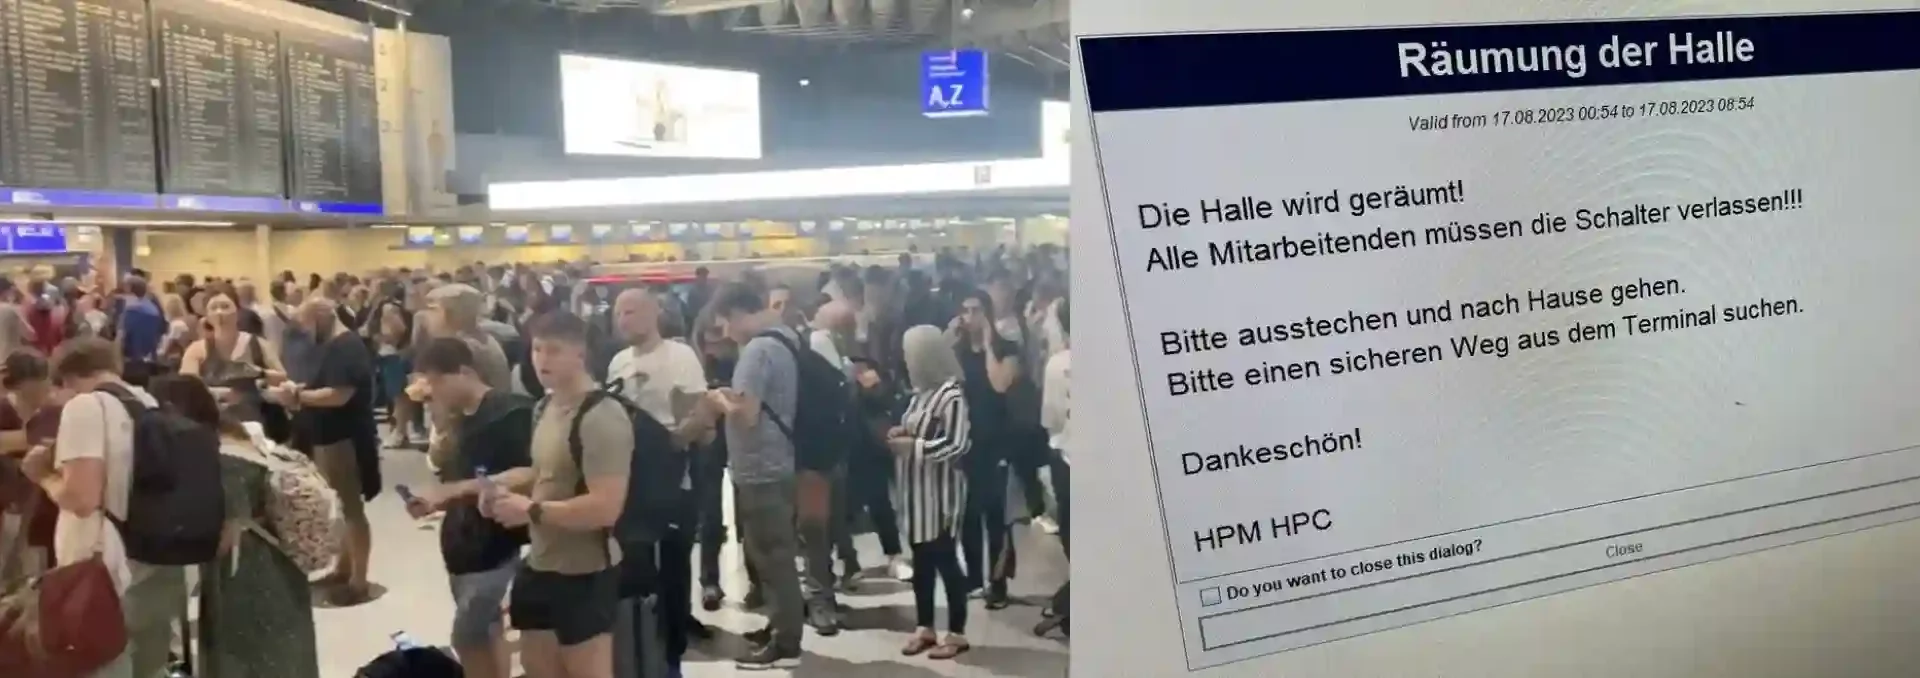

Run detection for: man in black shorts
[[487, 312, 631, 678]]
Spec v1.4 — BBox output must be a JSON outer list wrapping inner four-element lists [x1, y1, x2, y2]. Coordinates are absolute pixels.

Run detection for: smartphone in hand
[[474, 466, 496, 517]]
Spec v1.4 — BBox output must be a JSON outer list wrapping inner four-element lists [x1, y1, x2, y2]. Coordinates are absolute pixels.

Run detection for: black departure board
[[0, 0, 156, 192], [155, 0, 283, 196], [284, 20, 379, 209]]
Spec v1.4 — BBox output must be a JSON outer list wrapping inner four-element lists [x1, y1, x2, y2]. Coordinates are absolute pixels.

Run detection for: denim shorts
[[449, 558, 520, 648]]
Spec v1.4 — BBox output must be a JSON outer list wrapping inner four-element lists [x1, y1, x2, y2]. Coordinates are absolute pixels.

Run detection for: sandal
[[928, 635, 971, 660], [900, 631, 938, 656]]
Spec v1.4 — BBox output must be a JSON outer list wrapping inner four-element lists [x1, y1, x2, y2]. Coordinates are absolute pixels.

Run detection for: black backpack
[[545, 390, 682, 546], [355, 646, 464, 678], [755, 330, 855, 472], [96, 383, 225, 565]]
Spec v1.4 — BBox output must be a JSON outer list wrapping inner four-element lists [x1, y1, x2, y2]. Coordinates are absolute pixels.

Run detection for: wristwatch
[[528, 502, 545, 526]]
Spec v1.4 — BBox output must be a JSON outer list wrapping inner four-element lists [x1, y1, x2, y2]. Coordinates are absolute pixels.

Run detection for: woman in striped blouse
[[888, 325, 974, 659]]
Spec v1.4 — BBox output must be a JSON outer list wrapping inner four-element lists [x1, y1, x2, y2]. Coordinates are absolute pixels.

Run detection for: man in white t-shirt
[[608, 290, 708, 428], [23, 337, 184, 678], [606, 288, 716, 666]]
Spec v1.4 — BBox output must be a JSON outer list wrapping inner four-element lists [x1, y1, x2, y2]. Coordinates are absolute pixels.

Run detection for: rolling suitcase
[[613, 593, 671, 678]]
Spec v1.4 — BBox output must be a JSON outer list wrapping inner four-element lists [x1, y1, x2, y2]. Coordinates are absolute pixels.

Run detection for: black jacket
[[440, 390, 533, 574]]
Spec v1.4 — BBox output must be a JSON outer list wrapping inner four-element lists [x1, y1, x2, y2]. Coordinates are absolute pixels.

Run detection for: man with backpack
[[404, 337, 533, 678], [23, 337, 222, 677], [418, 285, 515, 471], [706, 283, 811, 670], [606, 289, 728, 673], [485, 312, 631, 678]]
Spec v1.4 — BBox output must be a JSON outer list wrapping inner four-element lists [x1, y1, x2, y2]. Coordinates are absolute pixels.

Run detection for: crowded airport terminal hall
[[0, 0, 1070, 675]]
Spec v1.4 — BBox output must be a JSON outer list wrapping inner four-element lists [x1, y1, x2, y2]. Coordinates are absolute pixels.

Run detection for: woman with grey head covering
[[887, 324, 974, 659]]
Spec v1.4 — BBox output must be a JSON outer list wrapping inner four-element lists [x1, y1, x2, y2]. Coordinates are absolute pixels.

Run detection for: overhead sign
[[0, 225, 69, 253], [559, 54, 762, 159], [921, 49, 989, 118]]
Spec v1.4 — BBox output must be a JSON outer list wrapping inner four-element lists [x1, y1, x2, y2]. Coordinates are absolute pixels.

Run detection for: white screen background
[[558, 54, 763, 159], [1070, 1, 1920, 676]]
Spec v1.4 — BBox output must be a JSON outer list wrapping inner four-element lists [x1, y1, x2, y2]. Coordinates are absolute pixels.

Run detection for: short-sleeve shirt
[[306, 331, 375, 446], [466, 334, 514, 394], [956, 336, 1020, 443], [606, 340, 707, 428], [526, 395, 634, 575], [426, 333, 513, 467], [54, 386, 158, 591], [726, 328, 799, 486]]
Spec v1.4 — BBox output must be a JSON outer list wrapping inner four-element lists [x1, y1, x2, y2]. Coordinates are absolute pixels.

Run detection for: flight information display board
[[0, 0, 382, 213], [154, 0, 284, 197], [0, 0, 157, 195], [283, 12, 379, 213]]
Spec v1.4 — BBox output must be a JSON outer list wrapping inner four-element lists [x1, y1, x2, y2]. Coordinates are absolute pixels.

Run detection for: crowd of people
[[0, 242, 1074, 677]]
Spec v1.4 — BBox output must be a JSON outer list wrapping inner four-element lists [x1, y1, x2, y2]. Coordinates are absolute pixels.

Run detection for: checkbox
[[1200, 587, 1222, 607]]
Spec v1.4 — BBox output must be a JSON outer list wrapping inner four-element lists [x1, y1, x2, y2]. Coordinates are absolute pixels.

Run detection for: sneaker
[[888, 554, 914, 581], [700, 584, 723, 611], [735, 642, 801, 670], [808, 602, 841, 636], [838, 567, 864, 592], [1033, 515, 1060, 535], [985, 582, 1011, 610], [745, 625, 772, 645]]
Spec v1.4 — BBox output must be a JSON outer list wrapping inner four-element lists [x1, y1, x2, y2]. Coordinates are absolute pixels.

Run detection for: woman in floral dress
[[149, 375, 318, 678]]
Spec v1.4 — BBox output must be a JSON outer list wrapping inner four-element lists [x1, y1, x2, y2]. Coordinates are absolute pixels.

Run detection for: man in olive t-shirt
[[486, 312, 631, 677], [524, 396, 631, 574]]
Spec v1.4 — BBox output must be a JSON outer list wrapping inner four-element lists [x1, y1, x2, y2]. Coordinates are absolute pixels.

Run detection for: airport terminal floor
[[316, 444, 1071, 677]]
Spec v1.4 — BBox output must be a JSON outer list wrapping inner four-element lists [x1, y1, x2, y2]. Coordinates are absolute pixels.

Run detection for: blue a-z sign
[[921, 49, 989, 118]]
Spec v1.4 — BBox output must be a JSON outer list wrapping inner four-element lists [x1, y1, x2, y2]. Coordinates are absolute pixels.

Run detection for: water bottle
[[390, 631, 420, 651]]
